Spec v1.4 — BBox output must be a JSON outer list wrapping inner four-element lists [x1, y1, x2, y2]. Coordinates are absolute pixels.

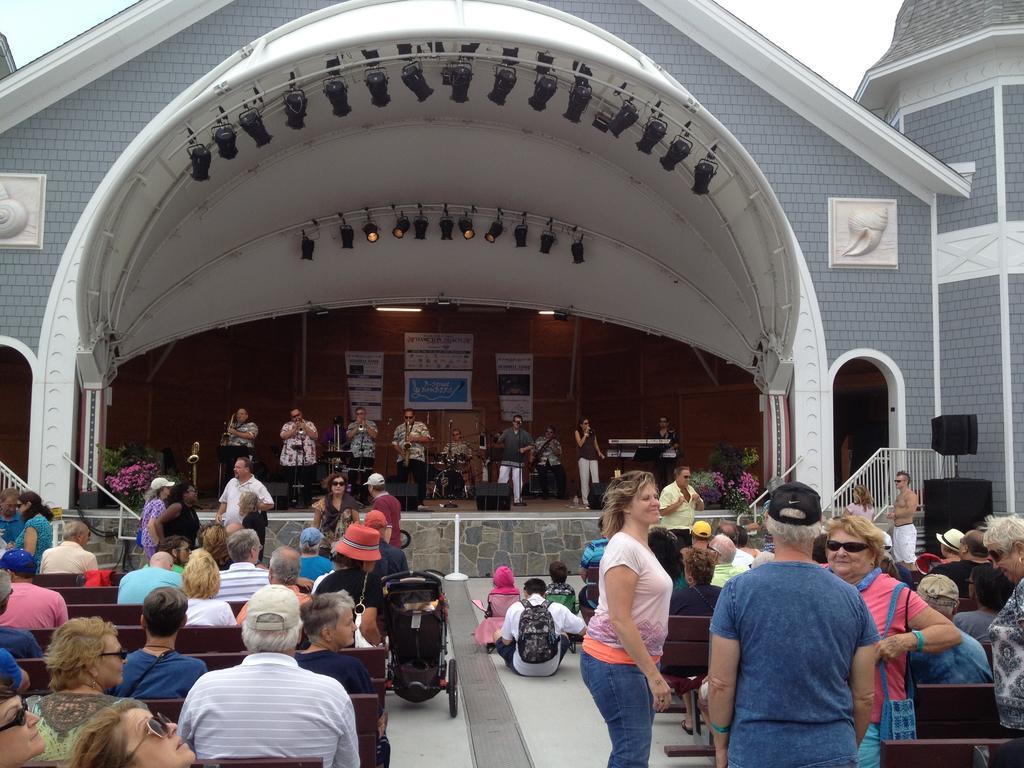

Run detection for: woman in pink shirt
[[581, 471, 672, 768]]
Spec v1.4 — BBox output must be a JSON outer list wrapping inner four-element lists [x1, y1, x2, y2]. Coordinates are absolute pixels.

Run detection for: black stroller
[[381, 571, 458, 717]]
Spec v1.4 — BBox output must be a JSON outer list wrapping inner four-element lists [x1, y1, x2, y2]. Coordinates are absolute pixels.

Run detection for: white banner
[[346, 351, 384, 421], [496, 353, 533, 421], [404, 371, 473, 410], [404, 332, 473, 370]]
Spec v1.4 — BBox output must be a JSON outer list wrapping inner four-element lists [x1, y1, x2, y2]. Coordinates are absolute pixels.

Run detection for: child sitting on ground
[[472, 565, 521, 645], [545, 560, 578, 614]]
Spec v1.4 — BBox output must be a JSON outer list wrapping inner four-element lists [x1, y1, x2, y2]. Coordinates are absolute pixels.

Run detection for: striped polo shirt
[[179, 653, 358, 768], [214, 562, 269, 602]]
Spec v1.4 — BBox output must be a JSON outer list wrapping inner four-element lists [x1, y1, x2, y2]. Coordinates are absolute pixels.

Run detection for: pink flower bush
[[106, 462, 160, 509]]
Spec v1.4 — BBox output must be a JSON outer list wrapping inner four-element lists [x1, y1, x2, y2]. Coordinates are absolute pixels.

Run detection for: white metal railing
[[0, 459, 29, 493], [828, 448, 956, 520], [62, 452, 139, 540], [746, 455, 805, 515]]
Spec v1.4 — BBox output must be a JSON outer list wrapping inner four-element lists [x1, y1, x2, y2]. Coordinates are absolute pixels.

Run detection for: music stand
[[632, 445, 662, 473]]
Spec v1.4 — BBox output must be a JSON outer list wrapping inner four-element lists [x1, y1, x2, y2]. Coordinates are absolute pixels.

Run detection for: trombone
[[186, 441, 200, 487]]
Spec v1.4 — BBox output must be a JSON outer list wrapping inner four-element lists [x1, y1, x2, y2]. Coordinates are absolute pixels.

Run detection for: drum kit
[[430, 452, 470, 500]]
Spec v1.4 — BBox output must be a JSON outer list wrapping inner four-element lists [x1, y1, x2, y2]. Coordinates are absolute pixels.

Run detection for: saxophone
[[220, 413, 233, 446], [186, 441, 200, 487], [402, 426, 412, 466]]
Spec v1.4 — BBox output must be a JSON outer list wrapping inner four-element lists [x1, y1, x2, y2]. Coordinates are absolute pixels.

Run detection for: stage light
[[540, 229, 555, 254], [528, 74, 557, 111], [340, 223, 354, 249], [301, 231, 315, 260], [414, 215, 428, 239], [366, 69, 390, 107], [324, 77, 352, 116], [571, 235, 584, 264], [188, 143, 211, 181], [376, 307, 422, 312], [283, 89, 307, 129], [238, 108, 272, 146], [364, 221, 379, 242], [692, 151, 719, 195], [487, 66, 517, 105], [450, 63, 473, 103], [401, 61, 433, 102], [554, 310, 569, 321], [514, 223, 528, 247], [660, 135, 692, 171], [440, 212, 454, 240], [608, 101, 638, 137], [636, 117, 667, 154], [563, 79, 592, 123], [212, 124, 238, 159], [485, 219, 503, 243], [459, 215, 475, 239], [393, 213, 410, 238]]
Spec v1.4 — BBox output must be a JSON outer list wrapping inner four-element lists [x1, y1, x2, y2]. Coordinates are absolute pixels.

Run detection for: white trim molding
[[828, 349, 908, 455], [994, 84, 1016, 515]]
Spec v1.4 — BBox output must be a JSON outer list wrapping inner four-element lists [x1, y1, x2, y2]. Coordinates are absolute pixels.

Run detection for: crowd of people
[[4, 462, 1024, 767]]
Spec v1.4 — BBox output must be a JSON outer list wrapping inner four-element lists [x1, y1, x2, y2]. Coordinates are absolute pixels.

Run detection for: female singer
[[575, 417, 605, 502]]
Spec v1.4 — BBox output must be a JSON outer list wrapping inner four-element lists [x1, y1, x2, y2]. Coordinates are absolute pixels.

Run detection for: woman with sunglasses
[[311, 471, 362, 549], [826, 516, 959, 768], [67, 701, 193, 768], [0, 678, 44, 767], [983, 515, 1024, 733], [27, 617, 140, 761]]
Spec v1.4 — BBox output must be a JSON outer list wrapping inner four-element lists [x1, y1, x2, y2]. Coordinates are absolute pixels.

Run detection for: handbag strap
[[122, 650, 169, 697], [879, 582, 906, 704], [355, 571, 369, 613]]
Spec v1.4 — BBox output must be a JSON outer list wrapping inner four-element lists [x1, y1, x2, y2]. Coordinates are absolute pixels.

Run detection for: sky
[[1, 0, 903, 97]]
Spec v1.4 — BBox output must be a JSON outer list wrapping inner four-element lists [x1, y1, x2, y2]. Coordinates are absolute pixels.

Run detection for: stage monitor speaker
[[265, 482, 289, 511], [588, 483, 609, 511], [922, 478, 992, 555], [385, 482, 419, 511], [476, 482, 511, 511], [931, 414, 978, 456]]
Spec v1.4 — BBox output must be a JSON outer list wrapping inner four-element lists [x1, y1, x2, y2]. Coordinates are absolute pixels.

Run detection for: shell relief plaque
[[0, 173, 46, 249], [828, 198, 898, 269]]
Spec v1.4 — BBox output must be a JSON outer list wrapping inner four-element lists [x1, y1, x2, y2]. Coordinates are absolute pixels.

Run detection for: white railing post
[[0, 459, 29, 493], [445, 513, 468, 582], [62, 452, 139, 541]]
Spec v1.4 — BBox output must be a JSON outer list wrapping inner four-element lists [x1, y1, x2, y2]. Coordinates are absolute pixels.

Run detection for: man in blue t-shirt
[[117, 552, 182, 604], [910, 574, 992, 685], [114, 586, 207, 699], [708, 482, 879, 768], [0, 571, 43, 659], [0, 490, 24, 545]]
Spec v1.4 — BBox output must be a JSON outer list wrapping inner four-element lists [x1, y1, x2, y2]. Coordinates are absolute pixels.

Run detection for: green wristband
[[913, 630, 925, 652], [709, 721, 731, 734]]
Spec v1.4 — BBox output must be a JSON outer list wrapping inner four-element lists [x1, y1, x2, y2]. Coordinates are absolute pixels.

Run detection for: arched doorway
[[829, 350, 906, 485], [0, 338, 36, 484], [31, 0, 814, 504]]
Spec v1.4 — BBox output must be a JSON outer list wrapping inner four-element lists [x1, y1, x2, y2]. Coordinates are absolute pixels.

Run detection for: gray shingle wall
[[1011, 274, 1024, 499], [1005, 86, 1024, 221], [903, 89, 997, 234], [940, 277, 1005, 508], [0, 0, 938, 449]]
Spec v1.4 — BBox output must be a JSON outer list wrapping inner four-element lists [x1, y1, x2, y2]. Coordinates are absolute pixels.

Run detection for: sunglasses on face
[[331, 481, 345, 486], [100, 649, 129, 660], [0, 702, 27, 733], [826, 540, 871, 553], [124, 712, 174, 763]]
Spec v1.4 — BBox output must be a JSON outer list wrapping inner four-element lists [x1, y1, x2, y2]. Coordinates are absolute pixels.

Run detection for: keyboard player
[[651, 416, 679, 489]]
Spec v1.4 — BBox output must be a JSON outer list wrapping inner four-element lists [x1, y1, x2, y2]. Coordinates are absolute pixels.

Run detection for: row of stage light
[[186, 58, 718, 194], [296, 207, 587, 263]]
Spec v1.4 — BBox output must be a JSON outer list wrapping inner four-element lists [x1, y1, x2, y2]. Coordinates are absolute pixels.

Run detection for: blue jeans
[[857, 723, 880, 768], [580, 651, 655, 768]]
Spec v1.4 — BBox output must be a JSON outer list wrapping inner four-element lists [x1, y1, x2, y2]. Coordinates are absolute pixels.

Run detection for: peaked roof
[[874, 0, 1024, 68], [0, 0, 969, 202]]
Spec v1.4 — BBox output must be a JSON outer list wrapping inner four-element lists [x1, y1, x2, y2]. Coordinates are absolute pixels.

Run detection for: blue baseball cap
[[0, 548, 36, 574], [299, 527, 324, 548]]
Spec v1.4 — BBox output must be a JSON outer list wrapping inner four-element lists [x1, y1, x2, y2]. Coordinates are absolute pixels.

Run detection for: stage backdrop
[[404, 371, 473, 409], [496, 353, 533, 421], [345, 351, 384, 420]]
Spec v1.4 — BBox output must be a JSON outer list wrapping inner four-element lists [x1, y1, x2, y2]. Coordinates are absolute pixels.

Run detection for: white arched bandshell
[[842, 207, 889, 257], [0, 183, 29, 239]]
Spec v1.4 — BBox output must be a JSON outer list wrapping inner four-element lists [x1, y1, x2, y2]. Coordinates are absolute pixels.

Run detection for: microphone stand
[[440, 417, 457, 508]]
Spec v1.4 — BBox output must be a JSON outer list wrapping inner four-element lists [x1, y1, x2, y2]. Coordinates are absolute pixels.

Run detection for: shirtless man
[[888, 470, 919, 569]]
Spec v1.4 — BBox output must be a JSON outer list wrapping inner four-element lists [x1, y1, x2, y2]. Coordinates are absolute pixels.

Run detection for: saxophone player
[[219, 408, 258, 492], [391, 408, 431, 507]]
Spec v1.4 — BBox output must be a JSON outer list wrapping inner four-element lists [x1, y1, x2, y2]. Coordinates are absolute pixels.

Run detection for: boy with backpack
[[494, 577, 587, 676], [545, 560, 578, 614]]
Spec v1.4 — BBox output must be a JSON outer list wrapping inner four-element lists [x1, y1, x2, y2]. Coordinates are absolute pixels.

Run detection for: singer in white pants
[[578, 458, 600, 500], [574, 417, 605, 501], [495, 415, 534, 506]]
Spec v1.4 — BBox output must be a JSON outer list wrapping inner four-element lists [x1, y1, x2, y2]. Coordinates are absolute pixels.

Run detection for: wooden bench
[[31, 625, 246, 654], [21, 652, 248, 693], [880, 738, 1009, 767], [142, 694, 379, 768], [915, 684, 1017, 739], [661, 615, 714, 761], [67, 602, 245, 624], [33, 573, 84, 588], [959, 597, 978, 613], [52, 586, 119, 604]]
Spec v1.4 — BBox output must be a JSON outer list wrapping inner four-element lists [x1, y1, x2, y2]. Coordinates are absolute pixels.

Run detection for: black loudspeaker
[[265, 482, 289, 511], [385, 482, 419, 511], [588, 483, 609, 511], [476, 482, 511, 511], [922, 478, 992, 554], [931, 414, 978, 455]]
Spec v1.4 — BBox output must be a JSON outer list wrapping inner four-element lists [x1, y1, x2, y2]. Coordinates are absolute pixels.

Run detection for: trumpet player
[[280, 407, 318, 507], [346, 406, 378, 497], [392, 408, 430, 507]]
